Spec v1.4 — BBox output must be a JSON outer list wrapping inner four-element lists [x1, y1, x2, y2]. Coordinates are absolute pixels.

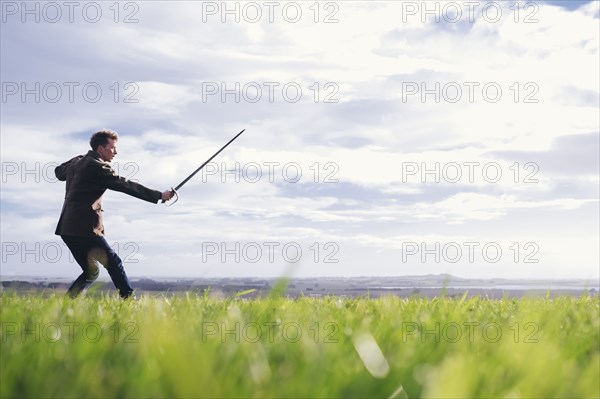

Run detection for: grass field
[[1, 291, 598, 398]]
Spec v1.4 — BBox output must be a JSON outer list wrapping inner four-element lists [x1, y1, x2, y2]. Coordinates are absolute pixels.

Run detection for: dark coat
[[55, 150, 162, 237]]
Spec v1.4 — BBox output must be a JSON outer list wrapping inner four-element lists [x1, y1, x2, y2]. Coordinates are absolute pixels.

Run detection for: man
[[55, 129, 174, 299]]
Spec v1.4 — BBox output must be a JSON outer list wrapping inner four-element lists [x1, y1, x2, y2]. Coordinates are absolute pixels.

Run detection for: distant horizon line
[[2, 273, 599, 284]]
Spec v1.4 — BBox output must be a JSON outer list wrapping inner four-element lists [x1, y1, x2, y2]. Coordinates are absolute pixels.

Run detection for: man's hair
[[90, 130, 118, 151]]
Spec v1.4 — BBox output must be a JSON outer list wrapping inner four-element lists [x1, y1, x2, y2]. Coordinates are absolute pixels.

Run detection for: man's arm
[[97, 162, 163, 203], [55, 156, 82, 181]]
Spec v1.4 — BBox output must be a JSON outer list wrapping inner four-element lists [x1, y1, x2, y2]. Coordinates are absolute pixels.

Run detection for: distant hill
[[1, 275, 597, 298]]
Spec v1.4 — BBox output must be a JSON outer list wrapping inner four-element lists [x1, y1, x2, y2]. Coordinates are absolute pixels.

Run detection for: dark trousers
[[61, 235, 134, 298]]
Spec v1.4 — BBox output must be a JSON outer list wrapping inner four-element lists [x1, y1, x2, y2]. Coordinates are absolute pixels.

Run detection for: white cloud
[[132, 81, 200, 114]]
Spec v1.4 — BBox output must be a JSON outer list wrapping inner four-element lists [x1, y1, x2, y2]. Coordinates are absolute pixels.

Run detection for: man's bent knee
[[86, 247, 106, 280]]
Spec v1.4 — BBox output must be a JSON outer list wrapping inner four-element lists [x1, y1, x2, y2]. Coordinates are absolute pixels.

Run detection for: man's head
[[90, 130, 118, 162]]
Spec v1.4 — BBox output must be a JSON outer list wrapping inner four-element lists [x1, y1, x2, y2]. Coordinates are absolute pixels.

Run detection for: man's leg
[[61, 236, 100, 298], [90, 236, 134, 299]]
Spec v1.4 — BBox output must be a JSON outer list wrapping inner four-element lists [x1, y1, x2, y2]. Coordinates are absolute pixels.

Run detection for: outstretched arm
[[97, 162, 169, 204]]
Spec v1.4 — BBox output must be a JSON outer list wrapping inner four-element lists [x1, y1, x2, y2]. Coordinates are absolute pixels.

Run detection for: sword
[[163, 128, 246, 205]]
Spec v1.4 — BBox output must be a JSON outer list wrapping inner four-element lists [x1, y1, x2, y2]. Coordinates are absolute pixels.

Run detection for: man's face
[[97, 138, 118, 162]]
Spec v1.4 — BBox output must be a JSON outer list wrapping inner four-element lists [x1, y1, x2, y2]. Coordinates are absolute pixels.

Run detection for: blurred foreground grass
[[1, 292, 598, 398]]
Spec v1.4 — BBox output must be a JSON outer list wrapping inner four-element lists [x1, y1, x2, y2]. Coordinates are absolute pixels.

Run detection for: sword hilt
[[161, 187, 179, 206]]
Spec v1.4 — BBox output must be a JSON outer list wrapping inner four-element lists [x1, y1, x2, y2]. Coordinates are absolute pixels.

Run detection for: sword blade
[[173, 128, 245, 191]]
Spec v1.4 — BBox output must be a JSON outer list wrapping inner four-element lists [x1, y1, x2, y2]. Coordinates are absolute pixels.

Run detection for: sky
[[1, 0, 598, 281]]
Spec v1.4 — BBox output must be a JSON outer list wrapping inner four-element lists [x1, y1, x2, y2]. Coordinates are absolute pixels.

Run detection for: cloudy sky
[[1, 0, 598, 281]]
